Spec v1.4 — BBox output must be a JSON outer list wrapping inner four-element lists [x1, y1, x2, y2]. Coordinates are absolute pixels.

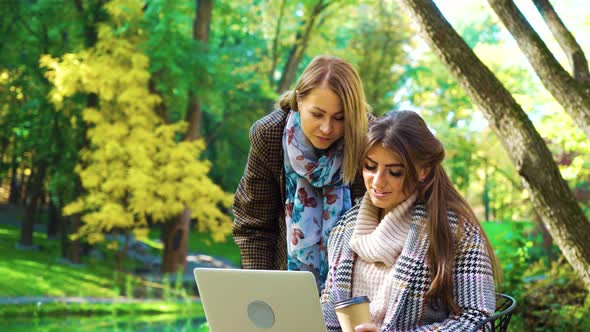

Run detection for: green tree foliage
[[41, 0, 232, 248], [340, 0, 414, 115], [0, 0, 87, 246]]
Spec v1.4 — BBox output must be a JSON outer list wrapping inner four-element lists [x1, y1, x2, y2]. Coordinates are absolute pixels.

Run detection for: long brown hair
[[276, 55, 370, 184], [362, 110, 500, 313]]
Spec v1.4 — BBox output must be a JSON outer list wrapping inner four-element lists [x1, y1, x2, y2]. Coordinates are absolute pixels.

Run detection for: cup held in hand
[[334, 296, 371, 332]]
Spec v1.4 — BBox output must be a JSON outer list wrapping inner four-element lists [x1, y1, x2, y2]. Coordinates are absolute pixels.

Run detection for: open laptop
[[194, 268, 327, 332]]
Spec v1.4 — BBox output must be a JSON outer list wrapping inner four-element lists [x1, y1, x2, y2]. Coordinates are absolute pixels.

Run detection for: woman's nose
[[320, 119, 332, 134], [372, 170, 386, 188]]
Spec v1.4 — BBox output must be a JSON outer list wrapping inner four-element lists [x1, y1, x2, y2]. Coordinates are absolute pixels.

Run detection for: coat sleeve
[[404, 221, 496, 332], [232, 120, 282, 270]]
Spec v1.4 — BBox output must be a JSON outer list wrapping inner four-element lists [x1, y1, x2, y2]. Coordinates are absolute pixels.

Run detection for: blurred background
[[0, 0, 589, 331]]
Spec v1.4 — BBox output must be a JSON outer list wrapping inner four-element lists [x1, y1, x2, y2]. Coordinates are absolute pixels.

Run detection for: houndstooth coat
[[321, 201, 496, 332], [232, 109, 369, 270]]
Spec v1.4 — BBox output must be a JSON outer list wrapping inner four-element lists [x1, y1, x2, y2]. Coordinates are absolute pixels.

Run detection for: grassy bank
[[0, 300, 203, 317], [0, 222, 222, 317], [0, 225, 124, 298]]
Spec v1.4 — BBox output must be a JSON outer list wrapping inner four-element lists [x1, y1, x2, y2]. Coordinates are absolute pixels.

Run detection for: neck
[[379, 194, 416, 221]]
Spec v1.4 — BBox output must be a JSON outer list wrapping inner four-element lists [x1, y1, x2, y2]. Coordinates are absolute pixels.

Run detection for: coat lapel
[[331, 218, 356, 302], [383, 204, 429, 330]]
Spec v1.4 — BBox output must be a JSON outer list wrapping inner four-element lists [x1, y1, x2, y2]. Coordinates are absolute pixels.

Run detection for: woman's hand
[[354, 323, 378, 332]]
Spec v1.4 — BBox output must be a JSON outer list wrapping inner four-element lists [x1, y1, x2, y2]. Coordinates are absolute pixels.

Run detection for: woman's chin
[[310, 139, 335, 150], [370, 197, 389, 209]]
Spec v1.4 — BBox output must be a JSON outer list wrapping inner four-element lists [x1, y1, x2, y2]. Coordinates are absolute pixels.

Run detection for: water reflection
[[1, 314, 208, 332]]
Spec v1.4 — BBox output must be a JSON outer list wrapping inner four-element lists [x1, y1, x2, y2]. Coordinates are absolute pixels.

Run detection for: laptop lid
[[194, 268, 327, 332]]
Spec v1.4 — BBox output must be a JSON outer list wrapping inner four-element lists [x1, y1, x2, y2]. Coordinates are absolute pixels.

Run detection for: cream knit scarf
[[349, 192, 417, 267]]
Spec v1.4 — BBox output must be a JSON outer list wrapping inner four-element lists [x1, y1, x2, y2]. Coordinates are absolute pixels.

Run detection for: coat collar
[[330, 202, 429, 325]]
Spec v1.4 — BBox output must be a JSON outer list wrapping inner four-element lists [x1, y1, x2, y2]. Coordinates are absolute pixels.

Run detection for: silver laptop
[[194, 268, 327, 332]]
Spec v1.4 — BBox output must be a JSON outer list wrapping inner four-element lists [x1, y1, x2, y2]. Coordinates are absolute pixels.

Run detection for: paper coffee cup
[[334, 296, 371, 332]]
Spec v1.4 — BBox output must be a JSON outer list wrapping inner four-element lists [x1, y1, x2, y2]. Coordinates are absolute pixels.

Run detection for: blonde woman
[[233, 55, 373, 289], [322, 111, 499, 331]]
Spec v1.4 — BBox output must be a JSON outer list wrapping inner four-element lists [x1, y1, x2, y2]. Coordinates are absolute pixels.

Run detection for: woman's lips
[[371, 188, 391, 198]]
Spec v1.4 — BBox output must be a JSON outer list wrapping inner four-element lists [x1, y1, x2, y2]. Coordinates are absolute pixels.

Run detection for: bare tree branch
[[276, 0, 329, 93], [532, 0, 590, 87], [488, 0, 590, 140], [269, 0, 287, 85]]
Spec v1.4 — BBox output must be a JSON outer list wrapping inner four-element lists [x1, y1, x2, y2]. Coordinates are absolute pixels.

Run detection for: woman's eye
[[334, 116, 344, 121], [312, 112, 323, 118], [363, 163, 376, 171], [389, 171, 403, 177]]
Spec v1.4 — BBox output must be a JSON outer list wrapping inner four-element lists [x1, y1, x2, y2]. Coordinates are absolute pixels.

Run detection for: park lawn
[[0, 224, 130, 298], [0, 300, 203, 318], [187, 232, 241, 267], [147, 229, 242, 268]]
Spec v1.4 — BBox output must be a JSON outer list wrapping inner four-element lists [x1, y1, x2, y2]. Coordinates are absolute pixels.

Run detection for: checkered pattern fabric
[[232, 109, 369, 270], [321, 202, 496, 332]]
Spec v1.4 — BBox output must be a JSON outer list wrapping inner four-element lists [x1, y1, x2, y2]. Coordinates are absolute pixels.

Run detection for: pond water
[[1, 314, 209, 332]]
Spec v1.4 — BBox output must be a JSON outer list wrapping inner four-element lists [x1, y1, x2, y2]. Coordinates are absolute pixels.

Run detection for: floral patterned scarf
[[283, 111, 351, 290]]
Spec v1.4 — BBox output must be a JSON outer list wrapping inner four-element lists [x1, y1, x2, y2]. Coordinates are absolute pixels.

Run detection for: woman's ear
[[419, 167, 431, 183]]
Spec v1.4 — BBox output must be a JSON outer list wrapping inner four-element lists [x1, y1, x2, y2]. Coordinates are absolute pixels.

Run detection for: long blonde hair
[[277, 55, 370, 183], [362, 110, 500, 313]]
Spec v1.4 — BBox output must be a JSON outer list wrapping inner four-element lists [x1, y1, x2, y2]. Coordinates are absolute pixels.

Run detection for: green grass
[[187, 232, 241, 267], [0, 223, 210, 318], [148, 228, 242, 268], [0, 225, 122, 298], [0, 221, 242, 299], [0, 300, 203, 317]]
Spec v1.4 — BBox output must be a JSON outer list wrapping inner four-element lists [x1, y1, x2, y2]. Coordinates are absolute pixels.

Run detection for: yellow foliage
[[43, 0, 232, 245]]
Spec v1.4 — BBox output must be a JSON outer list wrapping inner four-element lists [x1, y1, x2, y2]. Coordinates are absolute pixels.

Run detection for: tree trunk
[[19, 162, 47, 247], [161, 208, 190, 273], [161, 0, 213, 273], [19, 166, 28, 205], [487, 0, 590, 140], [70, 214, 82, 264], [8, 151, 19, 204], [59, 197, 70, 259], [276, 1, 329, 93], [268, 0, 287, 85], [399, 0, 590, 290], [184, 0, 213, 141], [47, 193, 59, 238], [532, 0, 590, 86]]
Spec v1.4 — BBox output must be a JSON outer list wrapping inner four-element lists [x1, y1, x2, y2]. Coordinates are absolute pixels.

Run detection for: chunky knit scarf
[[283, 111, 351, 290], [349, 192, 417, 329], [350, 192, 417, 267]]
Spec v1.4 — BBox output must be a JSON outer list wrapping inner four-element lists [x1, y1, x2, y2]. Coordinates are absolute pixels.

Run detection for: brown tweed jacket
[[233, 109, 370, 270]]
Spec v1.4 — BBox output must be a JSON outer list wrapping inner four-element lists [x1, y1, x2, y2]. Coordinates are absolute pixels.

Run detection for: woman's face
[[363, 144, 426, 213], [298, 87, 344, 150]]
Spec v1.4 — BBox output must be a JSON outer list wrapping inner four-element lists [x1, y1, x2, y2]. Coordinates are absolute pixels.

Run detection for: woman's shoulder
[[251, 109, 289, 137], [331, 203, 360, 232], [328, 203, 360, 247], [248, 110, 289, 154], [341, 202, 361, 224]]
